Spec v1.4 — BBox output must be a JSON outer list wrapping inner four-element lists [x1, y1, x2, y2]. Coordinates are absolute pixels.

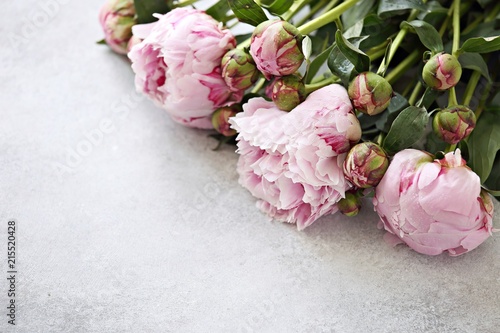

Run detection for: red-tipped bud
[[343, 142, 389, 188], [422, 53, 462, 91], [221, 49, 259, 92], [432, 105, 476, 144], [348, 72, 393, 116], [271, 74, 306, 111], [211, 105, 241, 137]]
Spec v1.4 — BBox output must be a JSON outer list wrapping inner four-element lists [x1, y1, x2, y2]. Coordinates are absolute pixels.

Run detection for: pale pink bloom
[[98, 0, 135, 54], [230, 84, 361, 230], [128, 8, 242, 129], [374, 149, 494, 256]]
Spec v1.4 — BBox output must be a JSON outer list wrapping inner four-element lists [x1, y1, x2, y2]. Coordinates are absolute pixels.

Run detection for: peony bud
[[271, 74, 306, 111], [212, 105, 241, 137], [422, 53, 462, 91], [337, 191, 362, 217], [250, 20, 304, 79], [98, 0, 136, 54], [343, 142, 389, 188], [221, 49, 260, 92], [432, 105, 476, 144], [348, 72, 393, 116]]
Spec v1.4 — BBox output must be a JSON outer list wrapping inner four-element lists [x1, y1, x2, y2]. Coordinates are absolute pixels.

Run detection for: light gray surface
[[1, 1, 499, 333]]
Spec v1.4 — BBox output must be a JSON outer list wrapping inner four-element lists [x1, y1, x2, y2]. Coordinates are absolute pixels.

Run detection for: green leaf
[[334, 30, 370, 74], [306, 45, 334, 83], [327, 36, 367, 86], [417, 1, 448, 27], [260, 0, 294, 16], [96, 39, 106, 45], [206, 0, 231, 23], [377, 0, 427, 19], [134, 0, 170, 24], [477, 0, 495, 8], [401, 20, 443, 53], [458, 35, 500, 54], [484, 154, 500, 196], [383, 106, 429, 154], [467, 109, 500, 182], [359, 14, 399, 49], [227, 0, 268, 27], [375, 93, 409, 132], [341, 0, 376, 30], [458, 53, 491, 82]]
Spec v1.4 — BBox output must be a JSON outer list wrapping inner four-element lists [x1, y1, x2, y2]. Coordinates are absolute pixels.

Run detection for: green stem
[[305, 76, 338, 93], [251, 77, 266, 94], [173, 0, 198, 7], [408, 82, 423, 106], [297, 0, 339, 27], [448, 87, 458, 106], [452, 0, 461, 55], [384, 50, 420, 84], [283, 0, 315, 22], [462, 71, 481, 106], [445, 143, 457, 153], [298, 0, 360, 35], [485, 2, 500, 22]]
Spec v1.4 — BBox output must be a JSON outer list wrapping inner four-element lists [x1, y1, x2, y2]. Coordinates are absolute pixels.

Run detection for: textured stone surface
[[0, 1, 499, 333]]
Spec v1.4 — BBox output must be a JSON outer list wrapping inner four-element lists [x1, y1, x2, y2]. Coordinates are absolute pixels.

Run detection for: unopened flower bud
[[99, 0, 136, 54], [271, 74, 306, 111], [432, 105, 476, 144], [250, 20, 304, 79], [337, 191, 362, 217], [422, 53, 462, 91], [343, 142, 389, 188], [221, 49, 260, 92], [212, 105, 241, 137], [348, 72, 393, 116]]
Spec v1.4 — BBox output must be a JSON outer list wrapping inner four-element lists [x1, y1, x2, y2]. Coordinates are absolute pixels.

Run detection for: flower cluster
[[98, 0, 499, 256]]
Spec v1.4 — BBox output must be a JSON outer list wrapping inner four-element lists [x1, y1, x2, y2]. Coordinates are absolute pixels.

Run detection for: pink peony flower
[[99, 0, 136, 54], [128, 8, 242, 129], [230, 84, 361, 230], [374, 149, 494, 256]]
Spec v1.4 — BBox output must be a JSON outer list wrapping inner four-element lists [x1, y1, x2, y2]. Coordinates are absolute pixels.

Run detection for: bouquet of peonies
[[98, 0, 500, 256]]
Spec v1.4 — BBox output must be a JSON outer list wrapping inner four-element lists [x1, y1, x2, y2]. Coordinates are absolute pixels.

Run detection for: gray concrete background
[[0, 1, 499, 332]]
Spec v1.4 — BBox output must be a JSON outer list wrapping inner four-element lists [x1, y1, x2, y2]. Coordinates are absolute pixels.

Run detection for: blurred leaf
[[260, 0, 294, 16], [417, 87, 440, 110], [401, 20, 443, 53], [228, 0, 268, 26], [477, 0, 495, 8], [458, 35, 500, 54], [306, 45, 334, 83], [459, 53, 491, 82], [134, 0, 170, 24], [359, 14, 399, 49], [417, 1, 447, 27], [484, 154, 500, 196], [425, 130, 448, 154], [383, 106, 429, 154], [377, 0, 427, 19], [235, 33, 252, 44], [96, 39, 106, 45], [206, 0, 231, 23], [467, 109, 500, 182], [327, 36, 367, 85], [334, 30, 370, 73], [341, 0, 376, 29], [375, 93, 409, 132]]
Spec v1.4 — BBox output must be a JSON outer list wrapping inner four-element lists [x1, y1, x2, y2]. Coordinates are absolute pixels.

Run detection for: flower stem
[[305, 76, 338, 93], [448, 87, 458, 106], [452, 0, 461, 55], [283, 0, 316, 22], [462, 70, 481, 106], [296, 0, 338, 27], [408, 82, 423, 106], [298, 0, 360, 35], [384, 50, 420, 84], [251, 77, 266, 94], [173, 0, 198, 7]]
